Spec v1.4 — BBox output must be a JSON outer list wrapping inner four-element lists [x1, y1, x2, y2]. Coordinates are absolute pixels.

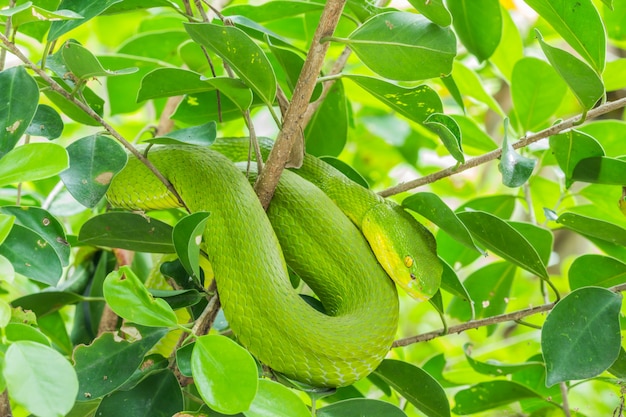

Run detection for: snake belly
[[107, 145, 399, 387]]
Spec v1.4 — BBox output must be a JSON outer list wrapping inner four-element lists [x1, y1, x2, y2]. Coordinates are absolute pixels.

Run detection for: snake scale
[[107, 137, 442, 387]]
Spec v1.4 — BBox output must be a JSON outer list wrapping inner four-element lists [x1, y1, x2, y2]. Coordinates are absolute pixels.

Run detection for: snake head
[[362, 203, 442, 301]]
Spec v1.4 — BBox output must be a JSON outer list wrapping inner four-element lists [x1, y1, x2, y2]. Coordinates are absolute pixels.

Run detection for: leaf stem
[[379, 96, 626, 197]]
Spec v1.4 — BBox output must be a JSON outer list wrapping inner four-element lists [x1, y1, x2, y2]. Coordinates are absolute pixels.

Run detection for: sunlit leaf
[[557, 212, 626, 246], [48, 0, 123, 40], [407, 0, 451, 26], [246, 380, 310, 417], [345, 11, 456, 81], [452, 61, 504, 116], [549, 130, 605, 188], [103, 266, 179, 328], [0, 143, 68, 187], [62, 42, 137, 79], [525, 0, 605, 72], [569, 254, 626, 290], [447, 0, 502, 62], [542, 287, 622, 386], [452, 381, 541, 414], [463, 344, 544, 376], [172, 212, 210, 279], [4, 341, 79, 417], [425, 113, 464, 163], [191, 334, 258, 415], [536, 30, 604, 111]]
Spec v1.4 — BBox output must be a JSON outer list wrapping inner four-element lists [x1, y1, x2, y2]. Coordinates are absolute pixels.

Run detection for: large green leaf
[[60, 135, 128, 208], [147, 122, 217, 146], [406, 0, 451, 26], [245, 380, 310, 417], [94, 369, 183, 417], [571, 156, 626, 186], [374, 359, 450, 417], [103, 266, 179, 328], [74, 326, 169, 401], [557, 212, 626, 246], [569, 254, 626, 290], [447, 0, 502, 62], [222, 1, 325, 22], [345, 11, 456, 81], [25, 104, 64, 140], [536, 30, 604, 111], [185, 22, 277, 107], [346, 76, 443, 125], [317, 399, 408, 417], [511, 57, 567, 132], [0, 67, 40, 157], [78, 212, 175, 253], [549, 130, 605, 188], [4, 341, 79, 417], [0, 224, 63, 285], [542, 287, 622, 386], [0, 143, 68, 187], [452, 381, 542, 414], [525, 0, 605, 72], [48, 0, 123, 40], [457, 211, 548, 279], [191, 334, 258, 415]]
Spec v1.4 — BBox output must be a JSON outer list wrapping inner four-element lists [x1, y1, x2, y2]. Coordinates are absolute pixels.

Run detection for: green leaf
[[463, 344, 544, 376], [452, 61, 504, 116], [457, 211, 548, 279], [577, 120, 626, 157], [5, 3, 82, 28], [319, 157, 369, 189], [346, 76, 443, 125], [149, 289, 204, 310], [489, 8, 524, 82], [42, 80, 104, 126], [571, 156, 626, 186], [452, 381, 541, 414], [542, 287, 622, 386], [11, 291, 83, 317], [94, 370, 183, 417], [0, 142, 69, 187], [557, 212, 626, 246], [525, 0, 605, 72], [48, 0, 124, 40], [74, 326, 169, 401], [222, 1, 325, 22], [0, 224, 63, 285], [447, 0, 502, 62], [245, 379, 310, 417], [172, 212, 210, 279], [0, 299, 10, 328], [424, 113, 464, 163], [448, 262, 516, 323], [25, 104, 64, 139], [4, 323, 50, 345], [499, 120, 536, 187], [569, 254, 626, 290], [138, 68, 214, 101], [147, 122, 217, 146], [603, 58, 626, 91], [406, 0, 451, 26], [402, 192, 483, 254], [508, 222, 553, 267], [0, 214, 14, 246], [511, 57, 567, 132], [345, 11, 456, 81], [549, 130, 605, 188], [37, 311, 72, 355], [103, 266, 179, 327], [536, 30, 604, 111], [374, 359, 450, 417], [317, 399, 407, 417], [185, 22, 277, 107], [0, 205, 69, 266], [191, 334, 258, 415], [60, 135, 127, 208], [608, 347, 626, 379], [4, 341, 79, 417], [78, 212, 175, 253], [0, 66, 39, 157], [62, 42, 137, 79], [305, 80, 348, 157], [439, 260, 472, 317], [449, 115, 498, 154]]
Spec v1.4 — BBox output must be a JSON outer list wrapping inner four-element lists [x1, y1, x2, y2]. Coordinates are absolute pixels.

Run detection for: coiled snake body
[[107, 138, 441, 387]]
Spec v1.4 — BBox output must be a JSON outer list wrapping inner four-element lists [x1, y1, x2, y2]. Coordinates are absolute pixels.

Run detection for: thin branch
[[379, 96, 626, 197], [253, 0, 347, 209], [0, 33, 189, 212], [0, 389, 11, 417], [0, 0, 15, 71], [393, 282, 626, 348]]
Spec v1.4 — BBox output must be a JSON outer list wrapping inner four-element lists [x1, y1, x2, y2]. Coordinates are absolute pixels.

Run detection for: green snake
[[107, 137, 442, 387]]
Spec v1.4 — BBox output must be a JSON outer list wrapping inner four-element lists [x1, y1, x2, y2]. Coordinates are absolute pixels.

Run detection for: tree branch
[[379, 96, 626, 197], [393, 282, 626, 348], [0, 33, 189, 212], [253, 0, 347, 209]]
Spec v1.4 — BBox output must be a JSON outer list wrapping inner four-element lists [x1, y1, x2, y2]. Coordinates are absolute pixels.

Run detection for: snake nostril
[[410, 273, 416, 280]]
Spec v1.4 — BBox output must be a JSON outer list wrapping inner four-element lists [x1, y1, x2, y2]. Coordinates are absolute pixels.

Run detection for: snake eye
[[404, 255, 414, 268]]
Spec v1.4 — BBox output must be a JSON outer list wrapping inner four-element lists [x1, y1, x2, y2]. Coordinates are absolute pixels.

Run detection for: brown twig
[[379, 96, 626, 197], [253, 0, 347, 209], [0, 389, 12, 417], [393, 282, 626, 348], [0, 0, 15, 71]]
